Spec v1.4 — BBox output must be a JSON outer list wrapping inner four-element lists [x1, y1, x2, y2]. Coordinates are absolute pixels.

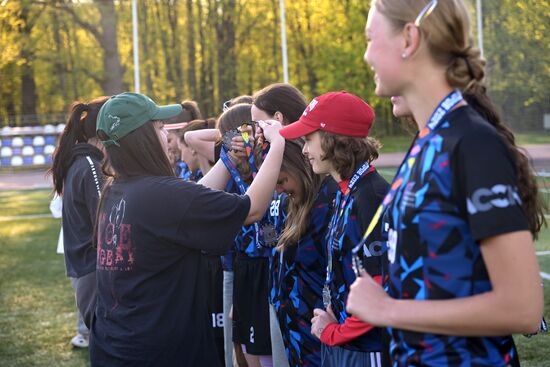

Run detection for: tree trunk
[[139, 2, 154, 96], [168, 1, 184, 101], [95, 0, 124, 95], [216, 0, 238, 107], [155, 3, 175, 100], [271, 0, 281, 82], [19, 4, 38, 125], [186, 0, 197, 99], [51, 10, 69, 103], [201, 0, 216, 116]]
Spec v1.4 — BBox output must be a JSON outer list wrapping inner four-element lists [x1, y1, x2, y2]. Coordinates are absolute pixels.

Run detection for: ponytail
[[49, 96, 109, 195]]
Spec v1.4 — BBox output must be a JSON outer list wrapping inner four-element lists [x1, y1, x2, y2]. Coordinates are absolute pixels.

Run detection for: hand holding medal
[[310, 306, 337, 339], [346, 271, 392, 327], [222, 122, 256, 164], [257, 119, 283, 144]]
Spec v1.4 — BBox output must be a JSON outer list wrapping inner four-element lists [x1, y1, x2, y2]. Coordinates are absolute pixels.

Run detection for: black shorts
[[232, 255, 271, 355], [202, 254, 224, 366]]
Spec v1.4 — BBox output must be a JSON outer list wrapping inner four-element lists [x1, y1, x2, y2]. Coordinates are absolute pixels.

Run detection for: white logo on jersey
[[249, 326, 255, 343], [388, 228, 397, 264]]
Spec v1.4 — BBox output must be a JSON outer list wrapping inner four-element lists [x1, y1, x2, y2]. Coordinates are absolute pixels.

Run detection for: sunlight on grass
[[0, 216, 90, 367], [0, 181, 548, 366], [0, 189, 53, 217]]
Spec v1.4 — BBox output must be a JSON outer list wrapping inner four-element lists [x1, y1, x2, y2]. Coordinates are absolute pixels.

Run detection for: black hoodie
[[62, 143, 104, 278]]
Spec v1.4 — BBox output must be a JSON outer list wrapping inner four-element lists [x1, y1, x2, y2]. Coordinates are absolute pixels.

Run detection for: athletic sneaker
[[70, 333, 89, 348]]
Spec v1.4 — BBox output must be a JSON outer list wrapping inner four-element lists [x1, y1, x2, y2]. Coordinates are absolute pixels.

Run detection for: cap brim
[[152, 104, 183, 120], [279, 120, 318, 139]]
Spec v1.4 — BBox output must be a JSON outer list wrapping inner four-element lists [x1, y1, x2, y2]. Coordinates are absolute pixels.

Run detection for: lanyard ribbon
[[220, 147, 261, 244], [351, 90, 464, 275], [325, 161, 372, 287], [240, 127, 259, 176]]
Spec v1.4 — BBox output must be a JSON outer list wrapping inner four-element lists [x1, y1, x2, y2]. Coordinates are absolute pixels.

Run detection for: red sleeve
[[319, 275, 382, 347]]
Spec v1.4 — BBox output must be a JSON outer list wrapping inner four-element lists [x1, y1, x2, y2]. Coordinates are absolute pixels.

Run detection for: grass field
[[375, 132, 550, 154], [0, 189, 548, 366]]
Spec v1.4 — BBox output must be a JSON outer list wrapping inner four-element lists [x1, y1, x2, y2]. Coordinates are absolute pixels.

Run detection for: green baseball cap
[[97, 92, 183, 147]]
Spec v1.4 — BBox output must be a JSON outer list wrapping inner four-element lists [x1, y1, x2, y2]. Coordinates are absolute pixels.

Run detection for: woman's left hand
[[310, 305, 338, 339], [346, 270, 393, 326]]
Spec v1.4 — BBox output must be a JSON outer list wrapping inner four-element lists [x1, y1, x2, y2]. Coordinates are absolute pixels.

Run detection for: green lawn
[[374, 132, 550, 154], [376, 134, 414, 154], [0, 216, 90, 367], [515, 133, 550, 146], [0, 189, 548, 366]]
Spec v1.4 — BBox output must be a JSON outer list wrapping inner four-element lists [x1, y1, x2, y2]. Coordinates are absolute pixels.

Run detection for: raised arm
[[243, 120, 284, 224], [184, 128, 219, 162]]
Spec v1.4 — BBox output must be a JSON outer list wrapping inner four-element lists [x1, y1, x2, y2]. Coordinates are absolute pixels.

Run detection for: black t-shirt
[[91, 176, 250, 366]]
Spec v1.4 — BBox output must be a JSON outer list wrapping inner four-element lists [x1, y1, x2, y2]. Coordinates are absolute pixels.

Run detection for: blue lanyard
[[351, 90, 464, 269], [220, 147, 249, 194], [220, 147, 261, 245], [325, 161, 371, 286], [241, 131, 258, 176]]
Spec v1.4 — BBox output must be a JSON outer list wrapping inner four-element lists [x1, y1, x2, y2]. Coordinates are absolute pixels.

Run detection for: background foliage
[[0, 0, 548, 134]]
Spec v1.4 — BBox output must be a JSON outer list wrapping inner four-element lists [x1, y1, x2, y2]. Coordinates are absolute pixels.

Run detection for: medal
[[222, 129, 240, 151], [322, 284, 331, 309], [261, 223, 277, 248]]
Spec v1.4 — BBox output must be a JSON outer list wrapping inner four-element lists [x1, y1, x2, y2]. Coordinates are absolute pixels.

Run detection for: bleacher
[[0, 125, 64, 167]]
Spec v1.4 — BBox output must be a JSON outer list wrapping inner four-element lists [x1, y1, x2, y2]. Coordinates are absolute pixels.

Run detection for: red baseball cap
[[279, 91, 375, 139]]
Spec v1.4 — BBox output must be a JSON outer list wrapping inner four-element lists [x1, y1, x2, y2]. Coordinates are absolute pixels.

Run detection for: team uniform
[[232, 191, 288, 355], [385, 101, 526, 366], [321, 165, 389, 367], [271, 177, 338, 367], [91, 176, 250, 366]]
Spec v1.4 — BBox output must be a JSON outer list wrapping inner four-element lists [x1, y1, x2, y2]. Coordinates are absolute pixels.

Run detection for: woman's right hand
[[257, 119, 283, 144]]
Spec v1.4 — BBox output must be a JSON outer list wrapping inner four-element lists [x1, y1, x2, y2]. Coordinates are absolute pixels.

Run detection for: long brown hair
[[374, 0, 546, 237], [98, 121, 174, 179], [49, 96, 110, 195], [277, 140, 322, 250], [253, 83, 307, 124]]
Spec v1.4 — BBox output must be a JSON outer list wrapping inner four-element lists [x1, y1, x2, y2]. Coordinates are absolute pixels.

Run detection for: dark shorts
[[321, 344, 384, 367], [202, 254, 225, 366], [232, 255, 271, 355]]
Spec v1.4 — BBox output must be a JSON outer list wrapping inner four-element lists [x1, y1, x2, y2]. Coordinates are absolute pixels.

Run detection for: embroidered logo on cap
[[302, 99, 318, 116], [108, 115, 121, 132], [320, 122, 326, 128]]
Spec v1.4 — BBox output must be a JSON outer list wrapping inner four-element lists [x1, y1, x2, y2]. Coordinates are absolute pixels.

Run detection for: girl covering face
[[347, 1, 545, 366]]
